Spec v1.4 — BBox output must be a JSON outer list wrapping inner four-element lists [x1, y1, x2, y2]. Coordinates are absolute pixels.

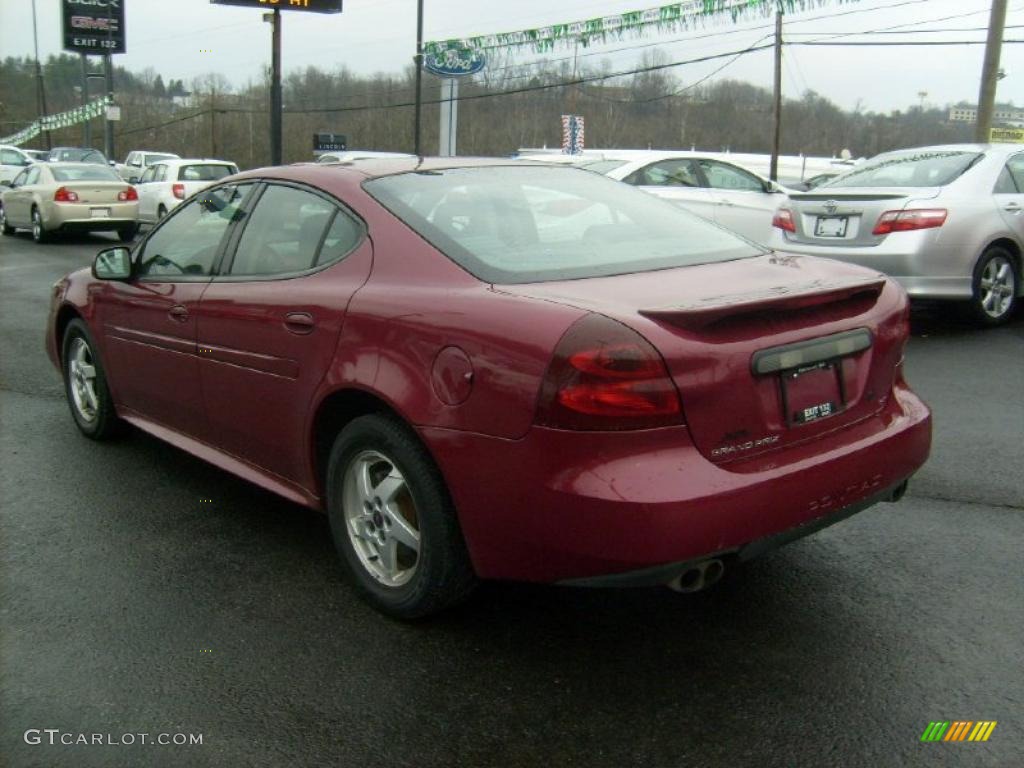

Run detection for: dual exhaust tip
[[666, 558, 725, 593]]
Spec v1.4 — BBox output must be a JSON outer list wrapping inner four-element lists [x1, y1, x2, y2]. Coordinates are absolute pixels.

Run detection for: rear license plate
[[814, 216, 848, 237], [90, 208, 110, 219], [781, 362, 842, 426]]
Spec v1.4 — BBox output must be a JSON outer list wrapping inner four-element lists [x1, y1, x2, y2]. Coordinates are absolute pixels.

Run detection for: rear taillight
[[872, 209, 947, 235], [118, 187, 138, 202], [54, 187, 78, 202], [536, 314, 682, 430], [172, 183, 186, 200], [772, 207, 796, 233]]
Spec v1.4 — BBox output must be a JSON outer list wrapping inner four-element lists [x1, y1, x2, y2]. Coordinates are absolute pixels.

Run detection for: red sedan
[[46, 159, 931, 618]]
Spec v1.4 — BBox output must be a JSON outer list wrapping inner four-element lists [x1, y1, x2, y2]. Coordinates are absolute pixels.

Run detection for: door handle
[[718, 198, 735, 206], [284, 311, 315, 334], [168, 305, 189, 322], [1004, 203, 1022, 213]]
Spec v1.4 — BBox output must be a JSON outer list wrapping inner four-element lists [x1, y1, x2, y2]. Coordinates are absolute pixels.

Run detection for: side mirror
[[93, 246, 133, 280], [129, 176, 141, 184]]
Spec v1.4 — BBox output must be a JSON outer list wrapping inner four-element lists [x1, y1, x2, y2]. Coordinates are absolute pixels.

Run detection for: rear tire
[[967, 246, 1018, 326], [0, 204, 13, 235], [31, 207, 49, 244], [61, 319, 123, 440], [118, 224, 139, 243], [157, 205, 167, 220], [326, 414, 477, 619]]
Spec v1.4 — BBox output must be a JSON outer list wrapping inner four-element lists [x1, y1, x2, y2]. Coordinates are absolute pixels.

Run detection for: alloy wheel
[[67, 337, 100, 423], [342, 450, 421, 587], [979, 254, 1016, 320]]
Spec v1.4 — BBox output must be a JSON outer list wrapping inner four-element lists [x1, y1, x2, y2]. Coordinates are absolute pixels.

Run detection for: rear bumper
[[423, 381, 931, 583], [41, 201, 138, 231], [770, 235, 973, 300]]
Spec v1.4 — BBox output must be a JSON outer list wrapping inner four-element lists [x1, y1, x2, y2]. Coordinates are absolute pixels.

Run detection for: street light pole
[[976, 0, 1009, 142], [414, 0, 424, 156], [271, 9, 282, 165], [769, 9, 783, 182], [31, 0, 51, 150]]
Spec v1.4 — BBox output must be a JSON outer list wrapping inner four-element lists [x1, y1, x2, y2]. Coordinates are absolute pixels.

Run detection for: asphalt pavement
[[1, 230, 1022, 768]]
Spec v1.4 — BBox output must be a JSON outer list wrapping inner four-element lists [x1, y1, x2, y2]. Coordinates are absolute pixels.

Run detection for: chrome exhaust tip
[[666, 558, 725, 593]]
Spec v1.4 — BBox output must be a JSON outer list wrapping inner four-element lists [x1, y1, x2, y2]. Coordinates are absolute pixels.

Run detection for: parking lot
[[1, 231, 1022, 767]]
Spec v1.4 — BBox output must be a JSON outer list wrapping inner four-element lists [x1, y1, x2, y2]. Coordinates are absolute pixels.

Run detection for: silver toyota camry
[[769, 144, 1023, 325]]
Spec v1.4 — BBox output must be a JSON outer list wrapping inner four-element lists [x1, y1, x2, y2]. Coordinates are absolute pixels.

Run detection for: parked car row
[[526, 144, 1021, 325], [1, 152, 237, 243]]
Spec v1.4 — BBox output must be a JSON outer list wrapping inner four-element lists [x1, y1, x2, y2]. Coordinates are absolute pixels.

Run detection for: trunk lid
[[500, 253, 907, 463], [784, 186, 941, 247], [59, 181, 131, 205]]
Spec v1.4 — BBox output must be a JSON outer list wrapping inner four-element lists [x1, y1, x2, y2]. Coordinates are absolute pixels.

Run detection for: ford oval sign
[[424, 49, 486, 77]]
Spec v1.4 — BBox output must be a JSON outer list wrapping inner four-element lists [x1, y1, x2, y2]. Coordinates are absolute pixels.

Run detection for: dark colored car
[[45, 147, 110, 164], [46, 159, 932, 618]]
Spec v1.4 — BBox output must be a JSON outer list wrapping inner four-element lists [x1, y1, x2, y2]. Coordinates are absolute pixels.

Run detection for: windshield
[[51, 165, 122, 182], [577, 159, 629, 175], [144, 153, 177, 165], [178, 164, 236, 181], [364, 166, 762, 284], [821, 150, 983, 189]]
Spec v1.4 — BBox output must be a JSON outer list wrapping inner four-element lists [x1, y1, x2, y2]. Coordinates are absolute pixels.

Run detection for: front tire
[[62, 319, 123, 440], [0, 204, 13, 235], [31, 206, 49, 244], [326, 414, 477, 619], [968, 246, 1018, 326]]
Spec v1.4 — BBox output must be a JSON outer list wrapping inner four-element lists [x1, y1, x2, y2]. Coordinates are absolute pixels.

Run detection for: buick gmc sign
[[63, 0, 126, 55]]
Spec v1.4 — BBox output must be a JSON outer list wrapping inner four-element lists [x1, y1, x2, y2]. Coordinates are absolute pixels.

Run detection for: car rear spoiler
[[638, 275, 887, 330]]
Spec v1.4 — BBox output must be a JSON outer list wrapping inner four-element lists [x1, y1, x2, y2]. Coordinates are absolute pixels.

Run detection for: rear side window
[[698, 160, 764, 192], [995, 167, 1019, 194], [1005, 154, 1024, 192], [178, 164, 236, 182], [823, 151, 983, 189], [229, 185, 338, 276]]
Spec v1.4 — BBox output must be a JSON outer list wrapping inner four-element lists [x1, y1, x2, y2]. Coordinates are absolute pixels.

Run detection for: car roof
[[162, 158, 236, 165]]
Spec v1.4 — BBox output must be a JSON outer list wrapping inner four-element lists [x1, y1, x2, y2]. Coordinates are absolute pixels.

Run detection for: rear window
[[51, 165, 122, 182], [52, 149, 106, 163], [364, 166, 761, 284], [178, 164, 236, 181], [822, 151, 983, 189]]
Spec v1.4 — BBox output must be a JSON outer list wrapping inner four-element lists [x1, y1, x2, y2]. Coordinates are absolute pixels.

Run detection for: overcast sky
[[1, 0, 1021, 113]]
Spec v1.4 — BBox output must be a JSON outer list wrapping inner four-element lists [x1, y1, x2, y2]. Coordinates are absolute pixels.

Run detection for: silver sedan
[[768, 144, 1023, 325]]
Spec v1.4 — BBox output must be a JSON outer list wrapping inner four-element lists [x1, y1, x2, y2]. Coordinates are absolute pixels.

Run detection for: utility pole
[[81, 54, 92, 147], [976, 0, 1008, 142], [103, 0, 114, 161], [270, 9, 282, 165], [413, 0, 425, 156], [769, 8, 783, 181], [31, 0, 51, 150]]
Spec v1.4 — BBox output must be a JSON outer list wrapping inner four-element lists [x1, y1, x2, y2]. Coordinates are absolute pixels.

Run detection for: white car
[[0, 145, 34, 184], [579, 151, 791, 245], [115, 150, 180, 182], [134, 158, 239, 223]]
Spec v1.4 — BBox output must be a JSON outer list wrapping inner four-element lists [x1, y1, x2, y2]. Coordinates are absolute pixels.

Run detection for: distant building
[[948, 103, 1024, 127]]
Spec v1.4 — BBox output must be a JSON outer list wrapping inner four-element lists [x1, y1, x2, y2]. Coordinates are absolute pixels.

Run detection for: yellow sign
[[990, 127, 1024, 143]]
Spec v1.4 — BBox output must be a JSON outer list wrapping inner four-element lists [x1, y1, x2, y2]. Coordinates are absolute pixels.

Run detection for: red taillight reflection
[[873, 209, 947, 235], [172, 183, 186, 200], [537, 314, 682, 430], [54, 187, 79, 202], [772, 208, 796, 233], [118, 187, 138, 202]]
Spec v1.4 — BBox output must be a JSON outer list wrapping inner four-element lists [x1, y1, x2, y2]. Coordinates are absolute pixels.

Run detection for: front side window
[[698, 160, 765, 192], [229, 185, 338, 276], [137, 183, 254, 278], [11, 168, 29, 187], [1, 149, 26, 165], [144, 153, 176, 165], [365, 166, 761, 284]]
